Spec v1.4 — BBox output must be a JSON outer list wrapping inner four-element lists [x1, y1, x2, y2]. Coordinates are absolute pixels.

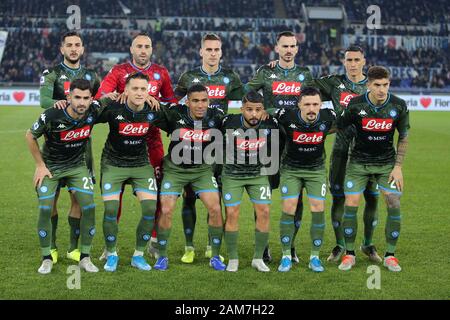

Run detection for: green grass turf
[[0, 106, 449, 299]]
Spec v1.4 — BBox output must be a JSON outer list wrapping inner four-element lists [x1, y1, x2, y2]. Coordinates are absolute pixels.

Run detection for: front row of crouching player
[[27, 66, 409, 274]]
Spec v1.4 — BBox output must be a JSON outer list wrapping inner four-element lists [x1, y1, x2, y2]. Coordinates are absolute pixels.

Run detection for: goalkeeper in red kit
[[95, 32, 177, 260]]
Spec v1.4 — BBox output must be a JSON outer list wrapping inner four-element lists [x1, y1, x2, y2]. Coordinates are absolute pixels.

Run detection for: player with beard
[[39, 31, 100, 264]]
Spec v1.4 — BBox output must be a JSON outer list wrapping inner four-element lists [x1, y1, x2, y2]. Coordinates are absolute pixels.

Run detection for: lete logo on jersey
[[361, 118, 393, 132], [60, 125, 91, 141], [292, 131, 324, 144], [118, 123, 150, 136], [205, 85, 226, 99], [64, 81, 71, 95], [339, 92, 359, 108], [272, 82, 301, 95], [236, 138, 266, 150], [179, 128, 211, 142]]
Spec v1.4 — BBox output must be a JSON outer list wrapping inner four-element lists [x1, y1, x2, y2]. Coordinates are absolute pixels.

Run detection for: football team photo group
[[1, 0, 449, 302]]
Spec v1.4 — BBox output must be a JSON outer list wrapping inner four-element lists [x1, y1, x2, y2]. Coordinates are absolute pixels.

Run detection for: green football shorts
[[222, 175, 271, 207], [100, 164, 157, 197], [344, 163, 401, 195], [279, 166, 327, 201], [36, 166, 94, 199], [160, 159, 218, 196]]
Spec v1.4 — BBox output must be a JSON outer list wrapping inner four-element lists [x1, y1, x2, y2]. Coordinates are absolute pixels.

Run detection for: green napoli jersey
[[221, 114, 279, 177], [148, 104, 225, 169], [175, 65, 244, 113], [274, 108, 336, 169], [96, 102, 156, 168], [245, 62, 313, 110], [39, 62, 101, 109], [337, 93, 410, 165], [29, 100, 107, 172], [311, 74, 367, 114]]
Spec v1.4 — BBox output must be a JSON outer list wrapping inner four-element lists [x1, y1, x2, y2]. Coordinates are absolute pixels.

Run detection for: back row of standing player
[[31, 30, 409, 273]]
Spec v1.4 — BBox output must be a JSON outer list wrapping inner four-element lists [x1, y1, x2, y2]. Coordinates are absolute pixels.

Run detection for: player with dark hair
[[27, 79, 114, 274], [271, 87, 336, 273], [337, 66, 409, 272], [307, 45, 382, 263], [146, 84, 227, 271], [95, 32, 175, 260], [246, 31, 313, 263], [39, 31, 101, 264], [221, 91, 279, 272], [97, 73, 159, 272], [174, 33, 244, 263]]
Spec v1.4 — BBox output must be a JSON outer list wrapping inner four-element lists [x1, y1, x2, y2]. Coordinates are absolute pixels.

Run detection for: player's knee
[[140, 199, 157, 216], [81, 203, 96, 217], [385, 193, 401, 209], [310, 202, 324, 212], [345, 195, 360, 207], [160, 202, 175, 219], [208, 203, 222, 217], [39, 203, 53, 218], [69, 205, 82, 218], [256, 206, 270, 223], [225, 210, 239, 230], [282, 200, 297, 214]]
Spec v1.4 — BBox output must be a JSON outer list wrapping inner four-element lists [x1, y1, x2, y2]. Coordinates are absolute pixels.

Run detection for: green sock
[[342, 206, 358, 251], [103, 200, 119, 253], [385, 207, 401, 253], [224, 231, 239, 260], [78, 195, 96, 255], [38, 201, 53, 256], [280, 212, 295, 256], [254, 230, 269, 259], [181, 196, 197, 247], [310, 211, 325, 256], [363, 193, 379, 246], [331, 196, 346, 247], [291, 198, 303, 247], [68, 216, 81, 252], [50, 215, 58, 249], [157, 228, 171, 257], [136, 200, 156, 251], [209, 225, 223, 257]]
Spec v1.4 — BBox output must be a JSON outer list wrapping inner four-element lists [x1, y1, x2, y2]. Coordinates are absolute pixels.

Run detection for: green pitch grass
[[0, 106, 449, 300]]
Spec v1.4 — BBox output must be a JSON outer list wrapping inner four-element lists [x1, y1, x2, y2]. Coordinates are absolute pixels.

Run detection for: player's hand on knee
[[53, 100, 67, 109], [389, 166, 403, 192], [34, 165, 52, 188]]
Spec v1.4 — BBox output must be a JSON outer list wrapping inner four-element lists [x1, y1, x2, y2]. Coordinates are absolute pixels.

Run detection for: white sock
[[310, 255, 319, 260], [282, 255, 292, 260], [133, 250, 144, 257]]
